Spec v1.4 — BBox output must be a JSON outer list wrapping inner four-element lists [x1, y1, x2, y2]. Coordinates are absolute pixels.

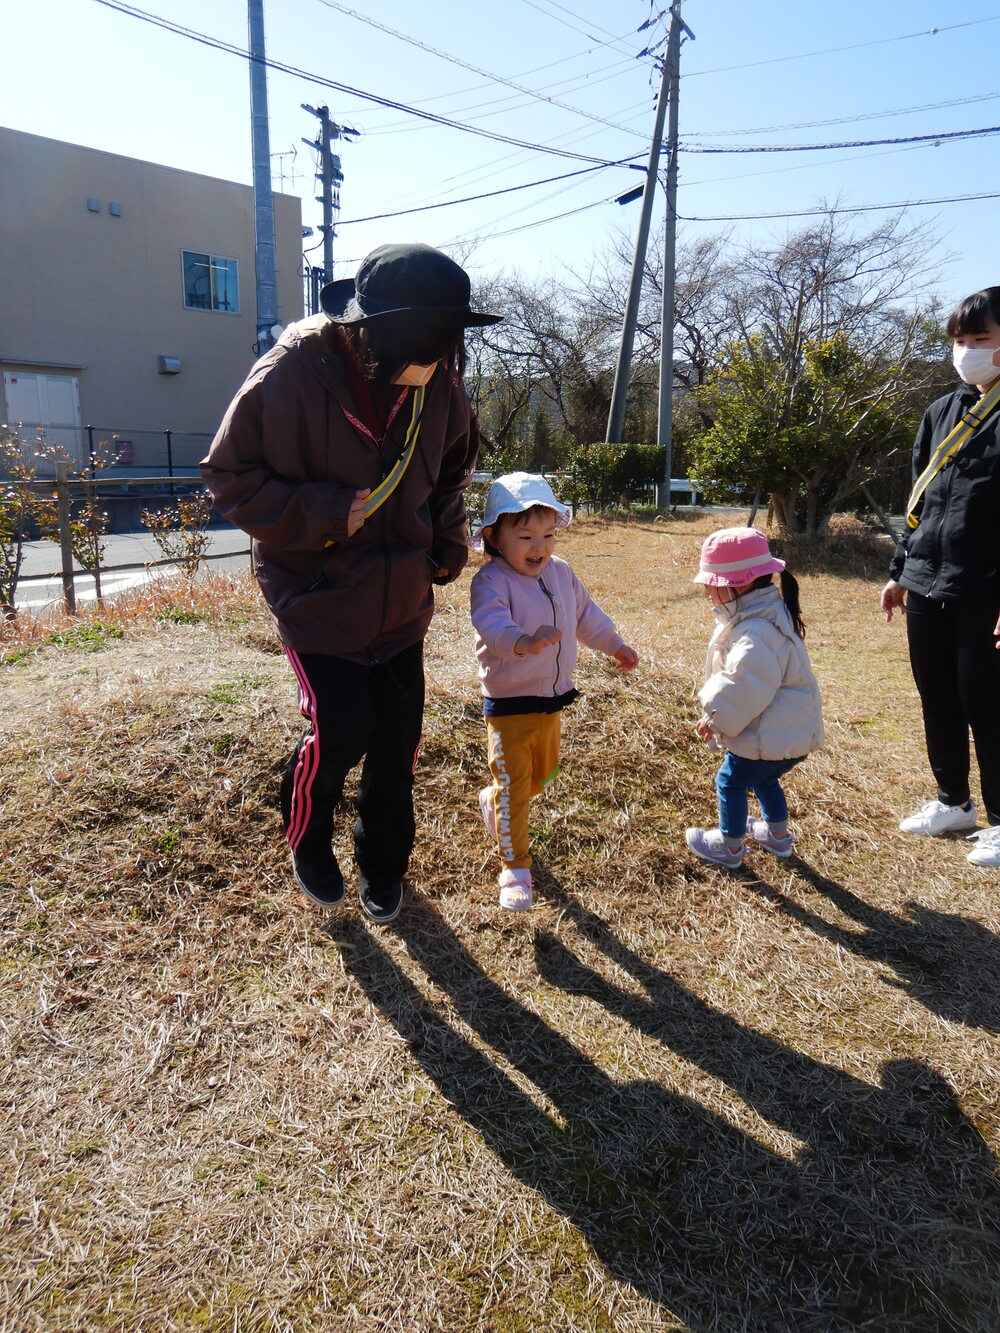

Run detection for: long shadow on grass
[[332, 888, 1000, 1333], [745, 859, 1000, 1033]]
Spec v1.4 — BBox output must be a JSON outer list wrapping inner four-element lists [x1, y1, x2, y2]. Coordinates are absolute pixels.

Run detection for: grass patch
[[0, 516, 998, 1332]]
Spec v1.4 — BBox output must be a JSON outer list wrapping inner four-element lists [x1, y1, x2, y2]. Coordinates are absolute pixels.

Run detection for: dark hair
[[483, 504, 558, 559], [347, 315, 467, 386], [946, 287, 1000, 338], [748, 570, 806, 637]]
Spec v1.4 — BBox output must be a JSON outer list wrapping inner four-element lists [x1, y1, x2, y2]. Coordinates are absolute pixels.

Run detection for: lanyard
[[906, 377, 1000, 530], [340, 387, 409, 448], [360, 384, 427, 519]]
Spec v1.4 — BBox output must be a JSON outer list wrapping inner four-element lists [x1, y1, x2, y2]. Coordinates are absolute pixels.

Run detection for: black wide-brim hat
[[320, 242, 502, 327]]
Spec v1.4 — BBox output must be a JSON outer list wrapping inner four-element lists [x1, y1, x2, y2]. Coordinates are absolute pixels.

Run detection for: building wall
[[0, 126, 303, 443]]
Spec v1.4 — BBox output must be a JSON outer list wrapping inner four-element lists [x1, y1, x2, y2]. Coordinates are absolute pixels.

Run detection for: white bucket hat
[[475, 472, 572, 538]]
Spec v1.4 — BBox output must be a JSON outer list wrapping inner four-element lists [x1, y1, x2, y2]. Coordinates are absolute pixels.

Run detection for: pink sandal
[[498, 867, 532, 911]]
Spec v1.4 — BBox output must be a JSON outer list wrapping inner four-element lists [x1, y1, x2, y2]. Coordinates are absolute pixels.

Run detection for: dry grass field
[[1, 513, 998, 1333]]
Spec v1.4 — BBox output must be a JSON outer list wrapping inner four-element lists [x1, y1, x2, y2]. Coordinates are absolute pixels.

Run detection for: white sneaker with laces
[[746, 817, 796, 858], [898, 799, 977, 837], [966, 826, 1000, 867]]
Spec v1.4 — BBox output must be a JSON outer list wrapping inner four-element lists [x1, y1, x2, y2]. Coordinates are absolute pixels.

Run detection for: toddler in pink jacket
[[470, 473, 638, 909]]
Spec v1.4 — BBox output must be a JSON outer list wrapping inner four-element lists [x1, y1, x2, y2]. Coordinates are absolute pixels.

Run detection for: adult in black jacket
[[880, 286, 1000, 868]]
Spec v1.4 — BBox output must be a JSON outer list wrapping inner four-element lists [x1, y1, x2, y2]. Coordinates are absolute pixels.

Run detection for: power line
[[683, 15, 1000, 80], [314, 0, 647, 137], [678, 190, 1000, 224], [446, 193, 618, 246], [681, 125, 1000, 154], [360, 55, 641, 137], [87, 0, 642, 167], [335, 159, 626, 226], [517, 0, 640, 55], [683, 91, 1000, 139]]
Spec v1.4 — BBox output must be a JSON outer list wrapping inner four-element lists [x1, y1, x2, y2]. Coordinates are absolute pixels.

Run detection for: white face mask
[[952, 343, 1000, 385], [392, 361, 438, 387]]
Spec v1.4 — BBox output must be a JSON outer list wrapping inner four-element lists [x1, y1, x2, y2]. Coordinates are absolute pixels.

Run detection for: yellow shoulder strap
[[905, 377, 1000, 530], [361, 383, 426, 519]]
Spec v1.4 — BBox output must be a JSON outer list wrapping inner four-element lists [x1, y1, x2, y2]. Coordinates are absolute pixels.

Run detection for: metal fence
[[6, 421, 214, 479]]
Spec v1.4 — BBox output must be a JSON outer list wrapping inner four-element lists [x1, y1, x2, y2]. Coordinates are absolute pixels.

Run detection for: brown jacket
[[201, 316, 480, 662]]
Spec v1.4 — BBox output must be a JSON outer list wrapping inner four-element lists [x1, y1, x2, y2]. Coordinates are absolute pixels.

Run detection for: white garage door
[[3, 371, 83, 466]]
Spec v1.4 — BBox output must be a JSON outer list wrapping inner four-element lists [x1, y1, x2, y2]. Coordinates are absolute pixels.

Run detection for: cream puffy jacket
[[699, 585, 824, 761]]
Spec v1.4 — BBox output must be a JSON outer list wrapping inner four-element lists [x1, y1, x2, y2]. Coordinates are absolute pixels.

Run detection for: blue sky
[[4, 0, 999, 310]]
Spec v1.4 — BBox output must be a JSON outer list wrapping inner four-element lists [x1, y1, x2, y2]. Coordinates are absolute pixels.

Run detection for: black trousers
[[279, 641, 425, 881], [905, 591, 1000, 825]]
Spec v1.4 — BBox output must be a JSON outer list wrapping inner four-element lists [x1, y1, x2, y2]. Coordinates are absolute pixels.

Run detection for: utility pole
[[303, 105, 358, 314], [605, 47, 671, 445], [248, 0, 279, 356], [657, 2, 692, 506]]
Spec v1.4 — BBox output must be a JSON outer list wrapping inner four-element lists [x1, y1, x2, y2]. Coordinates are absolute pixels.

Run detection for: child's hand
[[695, 717, 714, 743], [613, 645, 639, 673], [514, 625, 562, 656]]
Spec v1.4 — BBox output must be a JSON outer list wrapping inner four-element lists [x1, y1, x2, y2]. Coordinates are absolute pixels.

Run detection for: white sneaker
[[746, 817, 796, 858], [966, 826, 1000, 867], [898, 799, 977, 837]]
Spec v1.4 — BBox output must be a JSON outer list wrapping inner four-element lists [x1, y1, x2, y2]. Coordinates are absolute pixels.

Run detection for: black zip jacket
[[889, 383, 1000, 603]]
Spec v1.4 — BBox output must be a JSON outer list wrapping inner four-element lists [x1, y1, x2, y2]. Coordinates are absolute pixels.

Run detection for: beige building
[[0, 126, 303, 472]]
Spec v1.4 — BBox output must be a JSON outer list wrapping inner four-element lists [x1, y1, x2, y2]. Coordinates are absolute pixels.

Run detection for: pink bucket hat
[[693, 526, 785, 587]]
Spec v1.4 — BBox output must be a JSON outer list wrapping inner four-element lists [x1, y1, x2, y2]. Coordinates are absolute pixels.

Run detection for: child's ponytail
[[779, 569, 805, 638]]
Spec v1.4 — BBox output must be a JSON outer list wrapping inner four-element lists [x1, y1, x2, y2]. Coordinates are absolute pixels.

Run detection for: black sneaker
[[358, 872, 404, 924], [291, 849, 345, 908]]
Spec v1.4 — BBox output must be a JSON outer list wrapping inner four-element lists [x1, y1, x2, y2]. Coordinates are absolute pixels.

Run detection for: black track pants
[[279, 641, 425, 880], [905, 591, 1000, 824]]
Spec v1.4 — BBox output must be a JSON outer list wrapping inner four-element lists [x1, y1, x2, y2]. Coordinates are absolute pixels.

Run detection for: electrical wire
[[517, 0, 640, 56], [87, 0, 642, 167], [445, 192, 617, 246], [684, 91, 1000, 138], [681, 125, 1000, 154], [678, 191, 1000, 223], [335, 159, 628, 226], [314, 0, 646, 137], [683, 15, 1000, 80], [360, 56, 642, 137]]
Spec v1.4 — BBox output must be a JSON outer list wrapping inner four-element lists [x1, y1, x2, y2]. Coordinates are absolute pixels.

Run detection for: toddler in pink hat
[[686, 527, 824, 869]]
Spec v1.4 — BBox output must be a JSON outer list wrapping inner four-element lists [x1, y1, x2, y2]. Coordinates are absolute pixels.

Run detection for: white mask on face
[[392, 361, 438, 386], [952, 343, 1000, 385]]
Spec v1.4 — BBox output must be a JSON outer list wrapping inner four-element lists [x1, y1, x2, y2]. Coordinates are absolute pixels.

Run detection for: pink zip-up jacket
[[470, 555, 625, 698]]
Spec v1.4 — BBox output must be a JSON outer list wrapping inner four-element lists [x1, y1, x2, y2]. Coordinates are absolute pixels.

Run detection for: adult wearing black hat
[[202, 243, 500, 922]]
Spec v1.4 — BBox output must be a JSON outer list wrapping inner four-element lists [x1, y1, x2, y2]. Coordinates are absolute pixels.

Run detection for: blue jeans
[[716, 753, 805, 839]]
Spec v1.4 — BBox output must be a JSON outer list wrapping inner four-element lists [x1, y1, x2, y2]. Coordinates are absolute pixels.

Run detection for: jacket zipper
[[538, 575, 561, 693]]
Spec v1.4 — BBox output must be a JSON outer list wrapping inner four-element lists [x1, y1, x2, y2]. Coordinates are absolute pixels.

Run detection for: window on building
[[182, 252, 239, 313]]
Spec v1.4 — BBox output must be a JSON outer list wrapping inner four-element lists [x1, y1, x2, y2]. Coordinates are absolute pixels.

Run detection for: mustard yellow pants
[[484, 712, 561, 869]]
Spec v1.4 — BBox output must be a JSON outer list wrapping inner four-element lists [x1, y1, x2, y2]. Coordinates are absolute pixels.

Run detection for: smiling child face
[[490, 506, 558, 578]]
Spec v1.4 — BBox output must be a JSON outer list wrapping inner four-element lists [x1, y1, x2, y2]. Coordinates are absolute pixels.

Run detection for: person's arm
[[569, 569, 639, 671], [890, 405, 938, 589], [882, 408, 934, 614], [698, 630, 783, 738], [201, 373, 365, 551], [425, 394, 481, 584]]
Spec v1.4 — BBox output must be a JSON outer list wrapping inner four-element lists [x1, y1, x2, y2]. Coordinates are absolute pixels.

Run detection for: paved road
[[15, 527, 251, 614]]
